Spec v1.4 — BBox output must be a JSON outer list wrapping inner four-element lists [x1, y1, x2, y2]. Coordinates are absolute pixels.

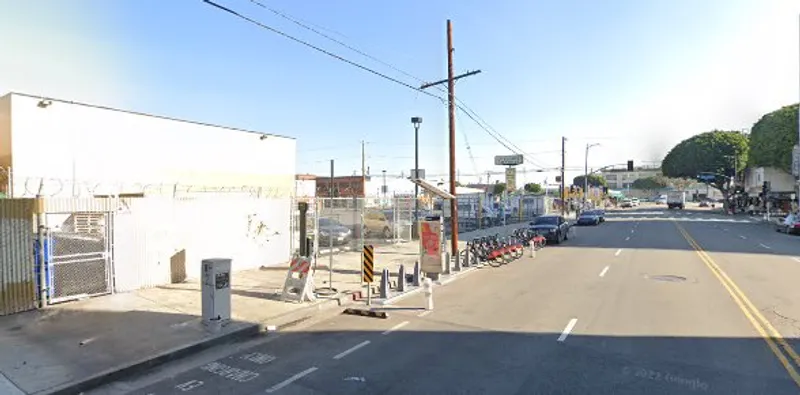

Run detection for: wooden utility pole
[[419, 20, 481, 257]]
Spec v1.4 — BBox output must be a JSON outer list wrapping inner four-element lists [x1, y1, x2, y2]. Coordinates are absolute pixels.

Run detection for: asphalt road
[[92, 206, 800, 394]]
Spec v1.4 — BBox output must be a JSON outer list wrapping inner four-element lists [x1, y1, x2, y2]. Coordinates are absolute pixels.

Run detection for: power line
[[208, 0, 548, 173], [202, 0, 446, 103]]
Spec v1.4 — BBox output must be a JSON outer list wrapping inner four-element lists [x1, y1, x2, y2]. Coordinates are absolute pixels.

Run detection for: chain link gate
[[47, 212, 113, 303]]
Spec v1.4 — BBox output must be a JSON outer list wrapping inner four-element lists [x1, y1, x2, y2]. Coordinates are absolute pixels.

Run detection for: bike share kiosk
[[201, 257, 232, 332], [408, 177, 457, 280]]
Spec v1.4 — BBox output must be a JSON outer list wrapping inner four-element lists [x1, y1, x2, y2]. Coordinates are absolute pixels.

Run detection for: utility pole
[[360, 141, 366, 281], [419, 19, 481, 257], [561, 136, 566, 216]]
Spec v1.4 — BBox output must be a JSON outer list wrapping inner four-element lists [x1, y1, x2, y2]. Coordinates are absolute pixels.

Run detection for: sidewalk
[[0, 222, 527, 394]]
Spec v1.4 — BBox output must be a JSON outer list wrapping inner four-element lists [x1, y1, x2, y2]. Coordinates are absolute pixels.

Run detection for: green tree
[[572, 174, 607, 188], [523, 182, 542, 194], [631, 176, 668, 191], [662, 130, 749, 209], [493, 183, 507, 195], [748, 103, 799, 172]]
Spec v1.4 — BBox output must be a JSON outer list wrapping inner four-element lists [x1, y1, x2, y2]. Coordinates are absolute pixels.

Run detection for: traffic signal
[[627, 160, 634, 171], [555, 175, 562, 183], [762, 181, 770, 195]]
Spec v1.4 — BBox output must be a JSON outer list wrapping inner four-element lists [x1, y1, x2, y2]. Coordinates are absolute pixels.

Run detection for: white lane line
[[265, 366, 318, 393], [759, 243, 772, 250], [792, 257, 800, 263], [630, 229, 635, 233], [615, 249, 622, 256], [599, 266, 610, 277], [382, 321, 409, 335], [739, 235, 747, 240], [333, 340, 371, 360], [625, 236, 630, 241], [722, 228, 729, 232], [557, 318, 578, 342], [417, 310, 432, 317]]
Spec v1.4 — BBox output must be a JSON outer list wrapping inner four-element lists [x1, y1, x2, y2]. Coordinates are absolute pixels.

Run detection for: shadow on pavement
[[119, 328, 800, 395]]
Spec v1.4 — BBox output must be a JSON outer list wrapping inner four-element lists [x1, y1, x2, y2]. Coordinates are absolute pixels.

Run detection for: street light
[[584, 143, 601, 206], [411, 116, 423, 239]]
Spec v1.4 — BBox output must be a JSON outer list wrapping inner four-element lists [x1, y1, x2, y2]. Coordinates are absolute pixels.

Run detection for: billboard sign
[[494, 154, 524, 166], [419, 219, 443, 273]]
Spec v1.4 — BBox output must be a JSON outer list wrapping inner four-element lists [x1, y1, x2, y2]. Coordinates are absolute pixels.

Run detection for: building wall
[[601, 168, 661, 189], [745, 167, 795, 194], [6, 93, 296, 197], [112, 196, 291, 291], [295, 179, 316, 198]]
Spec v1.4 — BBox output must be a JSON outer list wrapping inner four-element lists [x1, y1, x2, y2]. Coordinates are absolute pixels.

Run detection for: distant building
[[600, 167, 661, 190]]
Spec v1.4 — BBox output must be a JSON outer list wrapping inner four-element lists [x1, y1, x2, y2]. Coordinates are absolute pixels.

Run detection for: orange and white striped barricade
[[281, 255, 315, 303]]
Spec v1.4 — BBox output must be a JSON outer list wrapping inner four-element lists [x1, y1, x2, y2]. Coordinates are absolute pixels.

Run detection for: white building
[[744, 167, 795, 194], [0, 92, 299, 298], [600, 167, 661, 190], [0, 92, 296, 197]]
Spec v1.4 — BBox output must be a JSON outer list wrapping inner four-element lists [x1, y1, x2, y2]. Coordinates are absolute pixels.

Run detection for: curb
[[377, 266, 479, 306], [44, 292, 355, 395], [45, 322, 260, 395]]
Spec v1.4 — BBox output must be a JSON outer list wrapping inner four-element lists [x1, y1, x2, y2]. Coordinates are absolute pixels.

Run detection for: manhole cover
[[648, 275, 687, 282]]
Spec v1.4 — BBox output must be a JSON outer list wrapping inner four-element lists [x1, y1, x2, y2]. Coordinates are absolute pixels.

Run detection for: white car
[[620, 198, 633, 208], [631, 198, 640, 207], [655, 197, 667, 205]]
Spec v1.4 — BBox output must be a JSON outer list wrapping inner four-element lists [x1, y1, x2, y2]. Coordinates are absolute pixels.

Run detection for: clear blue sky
[[1, 0, 798, 185]]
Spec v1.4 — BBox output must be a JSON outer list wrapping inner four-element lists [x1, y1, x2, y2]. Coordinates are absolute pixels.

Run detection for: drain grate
[[648, 275, 687, 282]]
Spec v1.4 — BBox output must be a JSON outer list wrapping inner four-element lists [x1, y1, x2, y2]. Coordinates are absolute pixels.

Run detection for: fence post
[[35, 198, 48, 308]]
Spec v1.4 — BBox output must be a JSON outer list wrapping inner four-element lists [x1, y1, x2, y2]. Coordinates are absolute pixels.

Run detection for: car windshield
[[533, 216, 559, 225]]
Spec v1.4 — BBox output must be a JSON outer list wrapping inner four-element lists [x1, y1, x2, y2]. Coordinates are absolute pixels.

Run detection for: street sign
[[410, 169, 426, 179], [792, 145, 800, 177], [505, 167, 517, 192], [362, 245, 374, 283], [494, 154, 524, 166]]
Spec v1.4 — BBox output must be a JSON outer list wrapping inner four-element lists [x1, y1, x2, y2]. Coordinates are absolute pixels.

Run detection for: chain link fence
[[46, 212, 112, 303]]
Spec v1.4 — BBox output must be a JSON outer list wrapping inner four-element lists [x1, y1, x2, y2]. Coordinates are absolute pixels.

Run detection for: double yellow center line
[[675, 222, 800, 387]]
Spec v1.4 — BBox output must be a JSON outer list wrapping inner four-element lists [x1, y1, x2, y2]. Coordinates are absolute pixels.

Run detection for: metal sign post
[[362, 245, 374, 305]]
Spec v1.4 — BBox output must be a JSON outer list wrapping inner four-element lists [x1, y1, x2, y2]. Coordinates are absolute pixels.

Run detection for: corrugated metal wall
[[0, 199, 36, 316]]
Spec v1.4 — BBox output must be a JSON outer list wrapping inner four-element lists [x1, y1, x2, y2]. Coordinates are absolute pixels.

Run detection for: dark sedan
[[317, 218, 353, 246], [576, 212, 601, 226], [529, 215, 570, 244], [584, 209, 605, 223]]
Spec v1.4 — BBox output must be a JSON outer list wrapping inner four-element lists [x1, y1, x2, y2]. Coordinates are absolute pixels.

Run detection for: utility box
[[201, 258, 232, 328]]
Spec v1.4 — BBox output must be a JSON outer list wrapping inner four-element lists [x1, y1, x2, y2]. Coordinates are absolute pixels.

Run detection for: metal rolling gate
[[47, 212, 114, 303]]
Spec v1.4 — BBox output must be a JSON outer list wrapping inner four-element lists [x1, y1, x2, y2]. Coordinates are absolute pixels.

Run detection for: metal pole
[[414, 123, 420, 239], [561, 136, 566, 216], [328, 160, 334, 289], [361, 141, 365, 285], [447, 19, 459, 257], [797, 13, 800, 212], [584, 143, 589, 208]]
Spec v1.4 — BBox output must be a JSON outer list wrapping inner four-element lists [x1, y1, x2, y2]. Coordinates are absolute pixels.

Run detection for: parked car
[[317, 218, 353, 246], [585, 209, 605, 222], [775, 216, 800, 235], [529, 214, 570, 244], [577, 211, 601, 226], [363, 210, 393, 239], [631, 198, 640, 207], [620, 198, 633, 208]]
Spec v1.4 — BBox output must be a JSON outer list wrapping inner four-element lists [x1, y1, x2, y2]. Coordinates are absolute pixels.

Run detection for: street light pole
[[584, 143, 600, 208], [382, 170, 387, 207], [411, 117, 423, 239]]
